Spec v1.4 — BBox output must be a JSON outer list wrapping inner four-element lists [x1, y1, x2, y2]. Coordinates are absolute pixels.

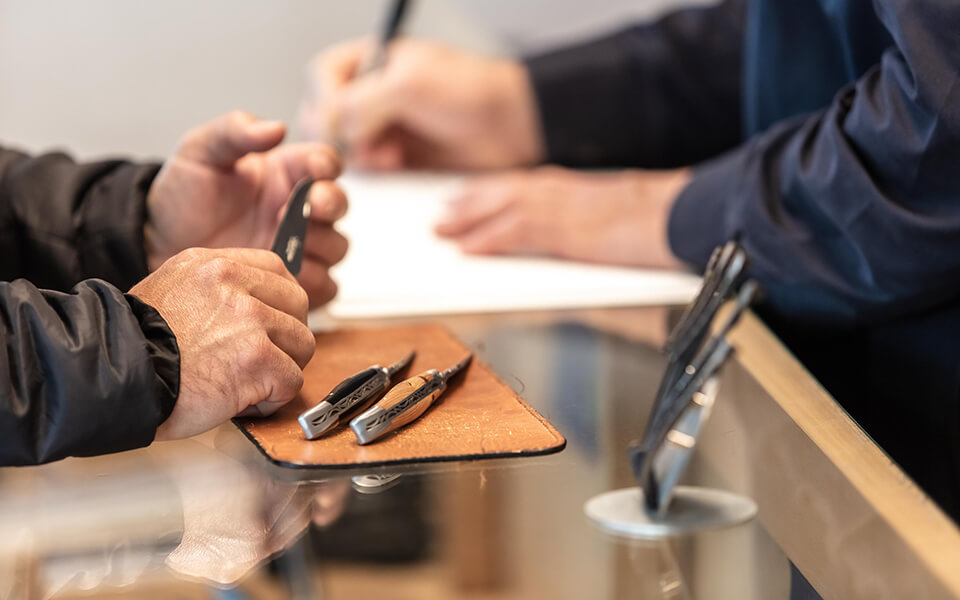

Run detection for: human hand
[[146, 111, 348, 307], [435, 167, 691, 269], [130, 247, 315, 441], [298, 37, 543, 170]]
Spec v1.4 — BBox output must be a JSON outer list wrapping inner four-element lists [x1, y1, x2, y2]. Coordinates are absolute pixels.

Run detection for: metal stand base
[[584, 486, 757, 539]]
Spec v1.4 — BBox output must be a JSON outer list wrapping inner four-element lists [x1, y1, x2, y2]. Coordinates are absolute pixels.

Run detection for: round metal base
[[584, 486, 757, 539]]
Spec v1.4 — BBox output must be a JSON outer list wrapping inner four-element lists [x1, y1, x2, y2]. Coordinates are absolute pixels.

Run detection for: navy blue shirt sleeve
[[669, 0, 960, 325], [524, 0, 746, 168]]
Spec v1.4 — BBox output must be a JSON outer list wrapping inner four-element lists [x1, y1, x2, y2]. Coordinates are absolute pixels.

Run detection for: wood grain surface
[[725, 309, 960, 599], [373, 373, 440, 432], [235, 325, 566, 469]]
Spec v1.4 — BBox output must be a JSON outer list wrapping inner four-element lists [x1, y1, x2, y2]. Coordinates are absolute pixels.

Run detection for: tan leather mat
[[234, 325, 566, 469]]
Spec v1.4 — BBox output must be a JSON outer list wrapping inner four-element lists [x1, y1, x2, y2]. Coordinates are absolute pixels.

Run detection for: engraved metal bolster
[[300, 371, 389, 438], [351, 407, 390, 444], [382, 378, 443, 422], [299, 402, 336, 439], [333, 372, 388, 415]]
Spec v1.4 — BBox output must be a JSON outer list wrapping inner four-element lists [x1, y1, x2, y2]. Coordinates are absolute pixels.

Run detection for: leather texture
[[235, 325, 566, 468]]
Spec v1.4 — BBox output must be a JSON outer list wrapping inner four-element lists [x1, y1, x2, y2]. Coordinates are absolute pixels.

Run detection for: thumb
[[177, 111, 287, 169]]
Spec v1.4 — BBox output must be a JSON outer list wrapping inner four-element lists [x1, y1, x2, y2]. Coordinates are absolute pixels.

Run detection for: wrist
[[490, 60, 545, 167], [623, 169, 690, 270]]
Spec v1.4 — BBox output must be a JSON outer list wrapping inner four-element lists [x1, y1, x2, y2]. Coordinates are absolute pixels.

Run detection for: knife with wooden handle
[[350, 354, 472, 445]]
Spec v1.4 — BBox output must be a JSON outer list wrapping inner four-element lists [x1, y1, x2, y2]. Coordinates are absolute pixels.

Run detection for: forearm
[[0, 279, 179, 465], [0, 146, 161, 290], [669, 33, 960, 325], [524, 0, 746, 168]]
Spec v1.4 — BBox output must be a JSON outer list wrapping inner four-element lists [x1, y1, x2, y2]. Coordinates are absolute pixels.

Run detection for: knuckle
[[180, 247, 206, 263], [233, 293, 262, 320], [299, 328, 316, 359], [293, 284, 310, 316], [256, 251, 285, 276], [272, 365, 303, 401], [239, 334, 270, 371], [290, 368, 305, 392], [198, 256, 231, 282], [266, 251, 286, 272]]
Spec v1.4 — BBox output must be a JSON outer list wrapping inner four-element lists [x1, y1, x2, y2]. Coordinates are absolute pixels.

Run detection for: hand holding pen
[[303, 0, 410, 156], [296, 3, 542, 170]]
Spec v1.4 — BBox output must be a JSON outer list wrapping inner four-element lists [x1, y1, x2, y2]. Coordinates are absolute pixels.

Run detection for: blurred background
[[0, 0, 712, 160]]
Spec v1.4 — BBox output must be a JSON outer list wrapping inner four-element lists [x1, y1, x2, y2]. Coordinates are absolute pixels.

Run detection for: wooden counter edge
[[726, 309, 960, 595]]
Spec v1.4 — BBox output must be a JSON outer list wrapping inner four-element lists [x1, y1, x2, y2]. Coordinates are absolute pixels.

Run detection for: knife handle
[[325, 367, 380, 403], [379, 372, 445, 431]]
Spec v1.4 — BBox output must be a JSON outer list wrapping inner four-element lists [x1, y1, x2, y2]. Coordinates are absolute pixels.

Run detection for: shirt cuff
[[524, 43, 634, 167], [667, 152, 742, 270], [124, 292, 180, 427]]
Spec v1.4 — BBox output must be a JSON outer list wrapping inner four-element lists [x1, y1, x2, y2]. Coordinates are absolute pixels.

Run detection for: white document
[[324, 173, 701, 319]]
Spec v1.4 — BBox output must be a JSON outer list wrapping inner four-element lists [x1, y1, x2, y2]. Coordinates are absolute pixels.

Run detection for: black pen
[[360, 0, 411, 75]]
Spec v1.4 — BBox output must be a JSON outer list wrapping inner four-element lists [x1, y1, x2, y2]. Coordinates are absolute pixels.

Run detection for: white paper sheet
[[323, 173, 701, 319]]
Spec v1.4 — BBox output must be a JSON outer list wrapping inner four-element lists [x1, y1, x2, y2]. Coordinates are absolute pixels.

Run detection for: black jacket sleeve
[[0, 279, 179, 465], [0, 146, 161, 291], [524, 0, 746, 168], [0, 146, 180, 465], [668, 0, 960, 325]]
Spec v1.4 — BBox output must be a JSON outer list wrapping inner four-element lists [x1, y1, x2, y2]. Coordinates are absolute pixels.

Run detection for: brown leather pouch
[[235, 325, 566, 469]]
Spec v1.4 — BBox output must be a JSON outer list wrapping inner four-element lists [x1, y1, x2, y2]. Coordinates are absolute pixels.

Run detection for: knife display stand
[[585, 242, 760, 538]]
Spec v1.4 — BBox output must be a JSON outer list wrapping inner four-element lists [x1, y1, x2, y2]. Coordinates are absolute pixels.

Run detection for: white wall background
[[0, 0, 710, 160]]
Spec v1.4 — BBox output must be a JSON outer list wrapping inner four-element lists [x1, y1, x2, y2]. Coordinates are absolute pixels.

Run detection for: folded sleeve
[[0, 278, 179, 465], [0, 146, 161, 291], [524, 0, 746, 168], [668, 0, 960, 325]]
